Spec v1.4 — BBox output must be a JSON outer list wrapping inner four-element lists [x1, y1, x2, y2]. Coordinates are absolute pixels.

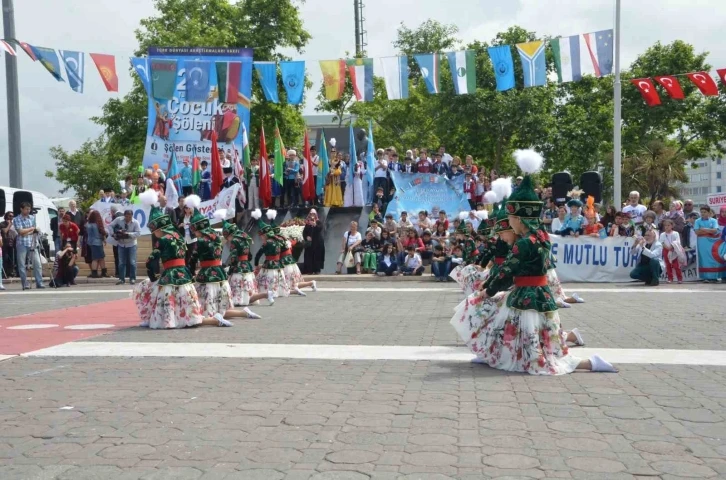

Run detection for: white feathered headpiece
[[266, 209, 277, 220], [139, 189, 159, 207], [251, 208, 262, 220], [213, 209, 227, 221], [491, 177, 513, 201], [475, 210, 489, 221], [484, 191, 499, 204], [458, 211, 468, 221], [513, 149, 544, 174], [184, 195, 201, 209]]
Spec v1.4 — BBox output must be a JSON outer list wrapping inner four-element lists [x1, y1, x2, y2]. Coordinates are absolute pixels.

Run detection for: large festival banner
[[141, 47, 253, 170], [387, 172, 471, 222], [91, 185, 240, 236], [549, 234, 701, 283]]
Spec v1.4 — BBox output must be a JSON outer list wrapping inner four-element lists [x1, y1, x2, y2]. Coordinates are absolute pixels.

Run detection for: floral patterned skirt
[[458, 265, 491, 297], [547, 269, 567, 303], [449, 264, 465, 286], [132, 279, 157, 324], [257, 268, 289, 298], [149, 283, 204, 329], [452, 293, 581, 375], [283, 263, 303, 289], [229, 272, 258, 306], [196, 281, 233, 317]]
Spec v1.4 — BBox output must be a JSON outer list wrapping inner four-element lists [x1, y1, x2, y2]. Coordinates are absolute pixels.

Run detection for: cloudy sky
[[0, 0, 723, 196]]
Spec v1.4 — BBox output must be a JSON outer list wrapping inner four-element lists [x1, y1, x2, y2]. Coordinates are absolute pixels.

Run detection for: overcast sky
[[0, 0, 724, 196]]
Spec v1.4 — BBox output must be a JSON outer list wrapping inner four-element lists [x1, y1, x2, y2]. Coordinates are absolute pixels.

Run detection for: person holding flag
[[301, 130, 317, 206], [316, 132, 330, 204], [258, 126, 273, 208]]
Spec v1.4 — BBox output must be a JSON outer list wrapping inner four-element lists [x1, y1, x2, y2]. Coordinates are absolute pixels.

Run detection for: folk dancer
[[251, 209, 287, 302], [222, 218, 271, 306]]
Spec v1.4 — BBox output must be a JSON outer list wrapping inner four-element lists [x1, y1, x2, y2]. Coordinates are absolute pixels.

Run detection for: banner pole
[[613, 0, 622, 210], [3, 0, 22, 188]]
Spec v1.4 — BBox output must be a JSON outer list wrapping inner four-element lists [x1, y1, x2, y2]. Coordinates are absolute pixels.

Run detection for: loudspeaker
[[551, 172, 573, 204], [0, 189, 5, 216], [580, 171, 603, 204], [12, 190, 33, 215]]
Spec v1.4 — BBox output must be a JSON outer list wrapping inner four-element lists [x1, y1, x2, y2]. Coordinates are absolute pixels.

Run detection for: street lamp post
[[613, 0, 622, 209], [2, 0, 22, 188]]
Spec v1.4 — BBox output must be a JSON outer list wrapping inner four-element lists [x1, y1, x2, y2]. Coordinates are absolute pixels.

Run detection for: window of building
[[718, 186, 723, 193], [701, 173, 710, 181], [718, 172, 722, 179], [718, 159, 722, 165], [701, 187, 710, 195]]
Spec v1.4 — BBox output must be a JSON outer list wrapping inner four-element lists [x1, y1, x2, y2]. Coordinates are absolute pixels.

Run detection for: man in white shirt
[[438, 145, 453, 166], [629, 229, 663, 286], [623, 191, 647, 226], [310, 146, 320, 204], [400, 246, 423, 276], [373, 148, 389, 200]]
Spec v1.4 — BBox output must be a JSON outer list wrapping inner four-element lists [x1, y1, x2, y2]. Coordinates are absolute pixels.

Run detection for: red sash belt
[[237, 255, 249, 261], [266, 255, 280, 261], [163, 259, 186, 269], [199, 260, 222, 267], [514, 275, 547, 287], [281, 249, 292, 256], [494, 257, 505, 266]]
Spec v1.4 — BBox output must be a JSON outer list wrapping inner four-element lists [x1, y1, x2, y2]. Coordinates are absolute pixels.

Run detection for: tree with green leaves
[[622, 139, 688, 207]]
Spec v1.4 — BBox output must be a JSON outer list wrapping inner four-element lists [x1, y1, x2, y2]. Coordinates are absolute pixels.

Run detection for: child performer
[[279, 230, 317, 297], [252, 209, 287, 302], [222, 218, 272, 306]]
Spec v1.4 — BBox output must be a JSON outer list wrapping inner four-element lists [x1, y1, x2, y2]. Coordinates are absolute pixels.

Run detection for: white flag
[[379, 56, 409, 100], [165, 178, 179, 209]]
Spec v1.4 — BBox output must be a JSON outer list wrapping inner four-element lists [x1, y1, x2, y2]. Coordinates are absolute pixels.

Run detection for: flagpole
[[3, 0, 22, 188], [613, 0, 622, 209]]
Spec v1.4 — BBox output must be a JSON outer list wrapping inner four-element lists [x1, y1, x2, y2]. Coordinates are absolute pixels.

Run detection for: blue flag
[[487, 45, 515, 92], [516, 41, 546, 88], [348, 124, 357, 186], [130, 57, 151, 95], [365, 120, 376, 204], [317, 131, 330, 197], [31, 46, 64, 82], [59, 50, 84, 93], [594, 29, 614, 76], [413, 53, 440, 94], [253, 61, 279, 103], [184, 60, 210, 102], [280, 61, 305, 105], [166, 148, 183, 195]]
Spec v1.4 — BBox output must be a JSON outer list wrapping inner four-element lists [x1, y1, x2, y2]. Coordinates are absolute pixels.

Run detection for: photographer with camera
[[110, 209, 141, 285], [52, 242, 79, 287], [13, 202, 45, 290]]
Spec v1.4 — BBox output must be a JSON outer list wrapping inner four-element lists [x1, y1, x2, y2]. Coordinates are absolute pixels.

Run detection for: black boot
[[88, 271, 99, 279], [101, 268, 110, 278]]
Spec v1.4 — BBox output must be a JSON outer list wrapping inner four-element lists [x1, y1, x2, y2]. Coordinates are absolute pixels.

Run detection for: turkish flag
[[302, 130, 316, 202], [716, 69, 726, 86], [90, 53, 119, 92], [631, 78, 661, 106], [209, 131, 224, 198], [686, 72, 719, 96], [258, 126, 272, 208], [654, 76, 685, 100]]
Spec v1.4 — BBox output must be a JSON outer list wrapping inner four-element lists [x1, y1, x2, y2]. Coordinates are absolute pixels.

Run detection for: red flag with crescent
[[716, 69, 726, 86], [630, 78, 661, 106], [686, 71, 719, 96], [654, 75, 684, 100]]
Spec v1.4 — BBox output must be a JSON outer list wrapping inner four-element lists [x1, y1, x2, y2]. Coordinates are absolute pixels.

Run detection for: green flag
[[150, 59, 177, 100], [273, 122, 286, 186], [192, 147, 201, 189], [242, 122, 251, 169]]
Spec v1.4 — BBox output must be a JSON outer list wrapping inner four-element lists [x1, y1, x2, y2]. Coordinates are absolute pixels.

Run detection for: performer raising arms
[[186, 196, 261, 322], [136, 190, 232, 328], [252, 209, 287, 303], [222, 216, 272, 307], [466, 150, 616, 374]]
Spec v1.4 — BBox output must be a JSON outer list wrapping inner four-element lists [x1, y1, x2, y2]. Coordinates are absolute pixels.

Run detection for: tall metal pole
[[612, 0, 622, 209], [3, 0, 22, 188], [353, 0, 362, 57]]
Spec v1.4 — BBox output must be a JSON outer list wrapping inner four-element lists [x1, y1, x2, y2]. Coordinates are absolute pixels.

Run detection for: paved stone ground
[[1, 282, 725, 479]]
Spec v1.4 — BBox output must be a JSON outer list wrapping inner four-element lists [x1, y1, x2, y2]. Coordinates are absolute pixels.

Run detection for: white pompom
[[475, 210, 489, 220], [458, 211, 468, 220], [251, 209, 262, 220], [329, 138, 337, 147], [139, 189, 159, 207], [491, 178, 512, 200], [184, 195, 201, 209], [213, 209, 227, 221], [513, 149, 544, 174], [266, 209, 277, 220], [484, 191, 499, 204]]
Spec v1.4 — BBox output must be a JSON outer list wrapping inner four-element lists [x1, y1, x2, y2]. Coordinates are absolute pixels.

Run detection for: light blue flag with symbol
[[184, 60, 210, 102], [365, 120, 376, 204], [253, 61, 279, 103], [59, 50, 84, 93], [30, 46, 64, 82], [413, 53, 440, 94], [280, 61, 305, 105], [516, 41, 547, 87], [130, 57, 151, 95], [348, 124, 357, 186], [317, 131, 330, 197], [166, 147, 183, 196], [487, 45, 515, 92]]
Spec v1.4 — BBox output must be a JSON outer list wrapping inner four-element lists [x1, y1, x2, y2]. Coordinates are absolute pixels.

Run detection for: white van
[[1, 186, 59, 256]]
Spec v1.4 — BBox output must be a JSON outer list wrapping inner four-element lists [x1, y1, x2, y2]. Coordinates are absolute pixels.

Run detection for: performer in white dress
[[343, 157, 366, 207]]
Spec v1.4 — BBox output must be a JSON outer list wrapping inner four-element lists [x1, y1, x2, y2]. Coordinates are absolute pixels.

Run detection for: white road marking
[[64, 324, 116, 330], [7, 324, 59, 330], [0, 355, 15, 362], [22, 342, 726, 366]]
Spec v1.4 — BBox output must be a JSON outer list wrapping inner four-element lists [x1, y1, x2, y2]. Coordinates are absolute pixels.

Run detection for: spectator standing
[[431, 153, 448, 177], [402, 153, 416, 173], [180, 158, 193, 196], [0, 231, 4, 288], [51, 207, 65, 253], [551, 205, 567, 234], [463, 155, 478, 176], [66, 200, 84, 229], [108, 206, 123, 277], [416, 150, 432, 173], [302, 209, 325, 275], [158, 194, 177, 226], [630, 229, 663, 286], [111, 209, 141, 285], [622, 191, 647, 225], [199, 160, 212, 201], [652, 201, 667, 230], [52, 242, 79, 287], [601, 205, 617, 231], [694, 206, 721, 283], [559, 199, 585, 237], [463, 173, 476, 209], [683, 199, 699, 219], [541, 198, 557, 233], [283, 150, 300, 207], [246, 157, 261, 210], [667, 200, 686, 240], [438, 145, 453, 166], [13, 202, 45, 289], [660, 219, 684, 284], [1, 212, 17, 278], [310, 146, 320, 205], [85, 210, 108, 279], [373, 149, 389, 200]]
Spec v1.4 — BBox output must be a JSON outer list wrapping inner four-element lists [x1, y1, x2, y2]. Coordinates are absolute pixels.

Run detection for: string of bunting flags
[[1, 29, 616, 103], [631, 69, 726, 106]]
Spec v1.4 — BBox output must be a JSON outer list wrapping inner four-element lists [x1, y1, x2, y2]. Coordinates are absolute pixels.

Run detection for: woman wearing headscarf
[[302, 209, 325, 274], [667, 200, 686, 241]]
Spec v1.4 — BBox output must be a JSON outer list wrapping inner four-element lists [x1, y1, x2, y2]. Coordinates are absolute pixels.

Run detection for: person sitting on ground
[[52, 242, 79, 287], [400, 245, 424, 276], [366, 219, 382, 240], [432, 221, 450, 247], [397, 228, 425, 265], [382, 213, 398, 239], [431, 244, 451, 282], [369, 203, 383, 224], [397, 211, 414, 238], [359, 230, 381, 273], [420, 230, 434, 262], [376, 243, 398, 276], [630, 229, 663, 286], [378, 229, 395, 251]]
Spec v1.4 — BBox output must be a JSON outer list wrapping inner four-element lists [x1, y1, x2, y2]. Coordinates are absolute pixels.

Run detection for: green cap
[[148, 205, 172, 232], [505, 175, 543, 219], [495, 197, 514, 233], [222, 219, 239, 237], [189, 208, 210, 230]]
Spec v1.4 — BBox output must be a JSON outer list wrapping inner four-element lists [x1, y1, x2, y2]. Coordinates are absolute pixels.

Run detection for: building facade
[[678, 157, 725, 205]]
